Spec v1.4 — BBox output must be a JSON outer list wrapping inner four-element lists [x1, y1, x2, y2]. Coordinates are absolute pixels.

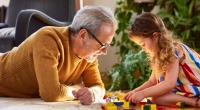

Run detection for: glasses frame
[[80, 27, 110, 50]]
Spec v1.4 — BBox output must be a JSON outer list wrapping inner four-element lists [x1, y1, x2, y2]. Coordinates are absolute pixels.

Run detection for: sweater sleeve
[[82, 60, 105, 102], [32, 27, 72, 102]]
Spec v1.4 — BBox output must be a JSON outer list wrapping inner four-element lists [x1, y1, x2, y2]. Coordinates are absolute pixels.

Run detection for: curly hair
[[129, 12, 180, 72]]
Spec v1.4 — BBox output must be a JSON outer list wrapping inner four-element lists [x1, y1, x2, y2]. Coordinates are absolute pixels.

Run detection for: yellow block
[[115, 91, 125, 100], [105, 102, 114, 106], [105, 104, 117, 110], [151, 104, 157, 110], [122, 101, 129, 109]]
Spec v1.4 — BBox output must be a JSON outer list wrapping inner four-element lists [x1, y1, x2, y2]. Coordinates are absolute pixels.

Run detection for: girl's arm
[[134, 72, 157, 92], [140, 57, 179, 98], [124, 70, 157, 100]]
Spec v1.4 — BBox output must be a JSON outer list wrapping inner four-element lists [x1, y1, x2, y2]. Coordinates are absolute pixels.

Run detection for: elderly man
[[0, 6, 117, 105]]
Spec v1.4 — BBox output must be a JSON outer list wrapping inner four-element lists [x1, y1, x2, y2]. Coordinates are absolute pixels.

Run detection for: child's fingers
[[131, 98, 136, 103], [128, 96, 132, 102], [124, 93, 131, 100], [130, 95, 138, 103], [126, 94, 131, 100], [124, 93, 129, 100], [128, 94, 133, 102], [125, 92, 133, 100]]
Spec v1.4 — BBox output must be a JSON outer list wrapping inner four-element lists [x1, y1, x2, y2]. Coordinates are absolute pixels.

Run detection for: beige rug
[[0, 97, 102, 110]]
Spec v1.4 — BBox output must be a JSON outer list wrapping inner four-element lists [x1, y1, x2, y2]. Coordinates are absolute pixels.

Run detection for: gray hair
[[71, 6, 117, 36]]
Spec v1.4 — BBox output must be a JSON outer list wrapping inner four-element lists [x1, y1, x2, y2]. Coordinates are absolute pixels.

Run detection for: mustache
[[85, 55, 97, 63]]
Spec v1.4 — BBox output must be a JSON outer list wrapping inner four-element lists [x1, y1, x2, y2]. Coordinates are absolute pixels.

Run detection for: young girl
[[124, 12, 200, 107]]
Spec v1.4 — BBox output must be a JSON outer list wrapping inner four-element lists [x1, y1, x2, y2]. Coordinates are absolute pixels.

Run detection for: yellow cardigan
[[0, 26, 104, 101]]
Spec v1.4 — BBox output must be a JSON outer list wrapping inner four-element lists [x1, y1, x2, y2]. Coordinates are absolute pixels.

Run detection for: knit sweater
[[0, 26, 104, 102]]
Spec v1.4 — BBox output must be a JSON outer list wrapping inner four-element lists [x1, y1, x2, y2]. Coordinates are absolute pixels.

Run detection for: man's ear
[[77, 28, 87, 40]]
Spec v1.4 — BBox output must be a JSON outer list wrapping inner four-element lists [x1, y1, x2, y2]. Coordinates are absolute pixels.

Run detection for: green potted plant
[[157, 0, 200, 52]]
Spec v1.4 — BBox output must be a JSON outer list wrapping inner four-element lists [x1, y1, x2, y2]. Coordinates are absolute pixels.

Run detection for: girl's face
[[129, 35, 157, 56]]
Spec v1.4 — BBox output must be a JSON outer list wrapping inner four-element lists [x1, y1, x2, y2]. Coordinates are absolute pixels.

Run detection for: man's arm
[[81, 60, 105, 103], [32, 27, 74, 102]]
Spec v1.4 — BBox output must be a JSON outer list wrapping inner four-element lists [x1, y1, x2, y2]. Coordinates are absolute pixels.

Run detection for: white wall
[[0, 0, 119, 73], [0, 0, 9, 6], [83, 0, 116, 12]]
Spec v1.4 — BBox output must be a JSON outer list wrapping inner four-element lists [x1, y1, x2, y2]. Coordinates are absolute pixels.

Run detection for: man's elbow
[[40, 92, 67, 102], [41, 94, 61, 102]]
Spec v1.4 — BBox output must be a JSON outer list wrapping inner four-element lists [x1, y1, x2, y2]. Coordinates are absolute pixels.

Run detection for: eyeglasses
[[81, 27, 111, 50]]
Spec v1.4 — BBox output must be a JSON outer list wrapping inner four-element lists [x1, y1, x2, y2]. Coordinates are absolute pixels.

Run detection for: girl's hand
[[124, 90, 137, 101], [129, 91, 145, 103]]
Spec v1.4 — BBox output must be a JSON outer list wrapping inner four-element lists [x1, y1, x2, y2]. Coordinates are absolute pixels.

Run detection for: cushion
[[0, 27, 15, 52]]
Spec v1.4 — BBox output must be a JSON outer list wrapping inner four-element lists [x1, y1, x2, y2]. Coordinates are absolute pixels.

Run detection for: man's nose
[[101, 48, 107, 55], [97, 48, 107, 55]]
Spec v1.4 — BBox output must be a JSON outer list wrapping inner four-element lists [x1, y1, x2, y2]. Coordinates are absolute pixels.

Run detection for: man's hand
[[72, 87, 95, 105]]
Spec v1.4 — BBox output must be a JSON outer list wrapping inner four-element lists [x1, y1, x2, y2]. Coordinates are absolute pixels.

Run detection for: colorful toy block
[[122, 100, 130, 109], [176, 102, 186, 108], [113, 101, 124, 106], [103, 102, 117, 110], [168, 102, 186, 108], [102, 93, 130, 110], [141, 104, 157, 110]]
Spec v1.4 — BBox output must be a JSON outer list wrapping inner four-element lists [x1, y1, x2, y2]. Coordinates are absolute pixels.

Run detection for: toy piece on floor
[[168, 102, 187, 108], [141, 101, 186, 110], [132, 98, 157, 110], [102, 102, 117, 110], [102, 95, 129, 110], [130, 98, 153, 106], [102, 92, 155, 110], [141, 104, 157, 110], [176, 102, 186, 108], [105, 91, 126, 100], [147, 99, 153, 104]]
